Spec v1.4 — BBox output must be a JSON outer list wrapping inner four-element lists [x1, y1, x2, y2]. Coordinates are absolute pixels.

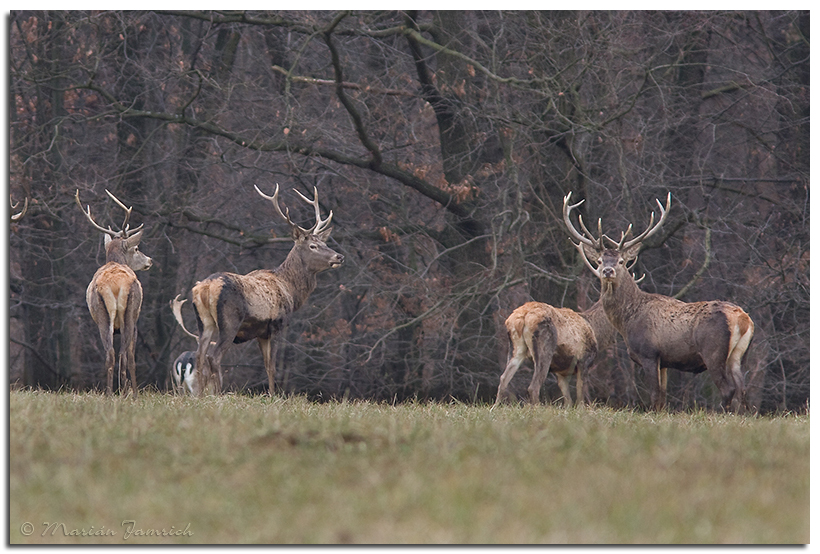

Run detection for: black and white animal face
[[172, 351, 197, 394]]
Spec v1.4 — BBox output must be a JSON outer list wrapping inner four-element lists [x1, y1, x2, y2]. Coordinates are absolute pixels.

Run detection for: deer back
[[507, 302, 597, 363]]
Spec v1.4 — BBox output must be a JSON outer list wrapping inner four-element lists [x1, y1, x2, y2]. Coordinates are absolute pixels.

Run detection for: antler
[[10, 196, 28, 222], [619, 192, 671, 250], [562, 192, 602, 249], [255, 184, 333, 235], [75, 189, 144, 238], [171, 295, 199, 340], [293, 186, 333, 235], [105, 189, 143, 236], [76, 190, 120, 238]]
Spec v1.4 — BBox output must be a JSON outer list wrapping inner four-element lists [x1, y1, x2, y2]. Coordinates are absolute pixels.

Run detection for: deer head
[[563, 191, 670, 288], [75, 189, 153, 271], [254, 184, 344, 272]]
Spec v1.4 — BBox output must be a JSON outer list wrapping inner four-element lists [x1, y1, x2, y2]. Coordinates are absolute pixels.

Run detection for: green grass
[[9, 390, 808, 544]]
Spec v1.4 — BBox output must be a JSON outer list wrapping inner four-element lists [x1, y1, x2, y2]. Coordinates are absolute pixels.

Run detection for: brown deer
[[494, 301, 599, 407], [188, 185, 344, 395], [75, 189, 153, 396], [562, 191, 754, 412]]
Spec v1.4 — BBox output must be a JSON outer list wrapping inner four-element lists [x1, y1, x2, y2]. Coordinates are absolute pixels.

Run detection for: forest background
[[8, 11, 809, 412]]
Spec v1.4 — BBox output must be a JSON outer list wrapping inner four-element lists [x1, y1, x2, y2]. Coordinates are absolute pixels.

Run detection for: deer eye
[[618, 259, 625, 265], [309, 243, 318, 250]]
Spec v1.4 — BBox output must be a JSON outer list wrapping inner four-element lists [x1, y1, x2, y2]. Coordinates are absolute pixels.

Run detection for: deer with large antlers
[[183, 185, 344, 395], [76, 189, 153, 396], [563, 192, 754, 412]]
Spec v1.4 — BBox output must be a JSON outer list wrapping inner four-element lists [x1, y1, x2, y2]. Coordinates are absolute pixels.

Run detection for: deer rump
[[87, 263, 143, 334], [611, 295, 754, 374], [193, 271, 295, 344], [506, 303, 597, 377]]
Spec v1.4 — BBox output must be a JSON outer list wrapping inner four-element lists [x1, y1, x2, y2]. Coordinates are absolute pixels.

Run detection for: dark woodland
[[8, 11, 809, 412]]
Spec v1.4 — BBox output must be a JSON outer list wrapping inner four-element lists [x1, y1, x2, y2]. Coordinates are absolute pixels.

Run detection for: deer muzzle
[[330, 254, 344, 269], [602, 266, 616, 279]]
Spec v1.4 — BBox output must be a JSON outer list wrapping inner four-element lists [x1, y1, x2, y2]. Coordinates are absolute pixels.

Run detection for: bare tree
[[9, 11, 808, 411]]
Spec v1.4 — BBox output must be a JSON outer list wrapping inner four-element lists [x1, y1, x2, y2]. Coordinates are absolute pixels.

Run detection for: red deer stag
[[562, 192, 754, 412], [75, 189, 153, 396], [188, 185, 344, 395]]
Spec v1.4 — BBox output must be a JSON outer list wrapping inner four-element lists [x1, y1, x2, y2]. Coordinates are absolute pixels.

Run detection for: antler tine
[[574, 241, 601, 277], [10, 196, 28, 221], [104, 189, 144, 236], [255, 184, 300, 231], [75, 189, 120, 238], [293, 186, 333, 235], [621, 192, 671, 250], [170, 294, 199, 340], [562, 192, 598, 248]]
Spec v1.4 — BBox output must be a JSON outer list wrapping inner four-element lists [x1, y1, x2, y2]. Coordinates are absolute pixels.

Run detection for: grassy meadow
[[9, 390, 809, 544]]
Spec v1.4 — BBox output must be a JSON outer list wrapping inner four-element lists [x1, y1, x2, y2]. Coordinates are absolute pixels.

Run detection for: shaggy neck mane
[[275, 247, 319, 308], [601, 267, 644, 333], [105, 238, 127, 266]]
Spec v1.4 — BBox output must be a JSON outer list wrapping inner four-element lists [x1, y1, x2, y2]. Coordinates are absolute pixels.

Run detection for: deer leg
[[575, 353, 595, 408], [704, 355, 739, 413], [528, 325, 557, 405], [528, 351, 554, 406], [95, 317, 116, 395], [205, 322, 241, 395], [193, 326, 216, 396], [555, 373, 573, 408], [634, 353, 665, 411], [494, 347, 527, 406], [658, 363, 667, 410], [258, 337, 277, 396], [126, 329, 139, 398]]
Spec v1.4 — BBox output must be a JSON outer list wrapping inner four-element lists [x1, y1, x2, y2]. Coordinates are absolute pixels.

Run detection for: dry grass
[[9, 390, 808, 544]]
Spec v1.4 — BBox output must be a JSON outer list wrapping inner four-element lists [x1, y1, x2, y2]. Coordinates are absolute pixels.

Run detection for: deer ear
[[104, 234, 112, 247], [622, 243, 641, 262], [581, 242, 599, 263], [315, 227, 332, 242], [291, 225, 308, 241], [125, 230, 143, 248]]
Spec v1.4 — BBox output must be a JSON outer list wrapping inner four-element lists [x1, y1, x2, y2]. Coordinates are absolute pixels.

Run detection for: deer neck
[[276, 248, 319, 310], [600, 268, 643, 333], [104, 238, 128, 266]]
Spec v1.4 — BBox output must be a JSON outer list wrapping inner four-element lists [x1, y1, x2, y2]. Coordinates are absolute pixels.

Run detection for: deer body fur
[[190, 185, 343, 395], [599, 261, 753, 411], [76, 190, 152, 396], [563, 191, 754, 412], [495, 301, 598, 407]]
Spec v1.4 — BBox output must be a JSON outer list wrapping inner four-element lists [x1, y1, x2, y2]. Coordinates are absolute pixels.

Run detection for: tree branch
[[79, 81, 473, 219], [323, 20, 382, 167], [673, 225, 711, 300]]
